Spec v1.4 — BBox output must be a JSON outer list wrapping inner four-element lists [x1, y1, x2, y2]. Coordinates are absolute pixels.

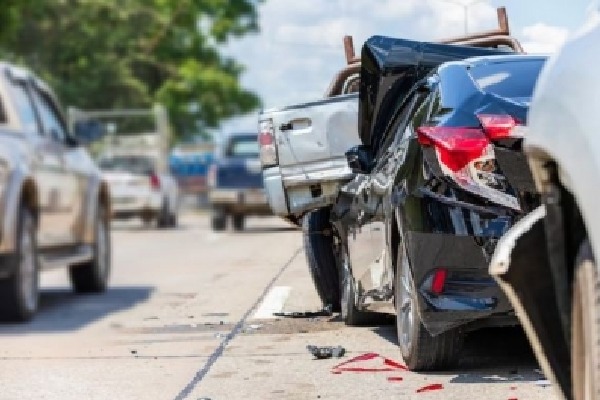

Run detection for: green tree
[[0, 0, 262, 139]]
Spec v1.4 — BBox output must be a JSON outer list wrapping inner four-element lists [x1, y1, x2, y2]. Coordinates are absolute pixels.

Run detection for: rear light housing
[[258, 118, 278, 168], [149, 172, 161, 190], [417, 113, 523, 211]]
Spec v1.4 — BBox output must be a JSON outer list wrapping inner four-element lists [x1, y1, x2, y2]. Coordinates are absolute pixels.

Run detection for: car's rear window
[[226, 136, 259, 158], [99, 155, 155, 175], [469, 59, 545, 100]]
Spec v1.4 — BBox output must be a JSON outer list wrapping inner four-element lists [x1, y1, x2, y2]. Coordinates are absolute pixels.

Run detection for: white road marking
[[252, 286, 291, 319]]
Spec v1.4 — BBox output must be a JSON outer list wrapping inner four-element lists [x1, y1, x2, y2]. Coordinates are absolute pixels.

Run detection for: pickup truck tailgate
[[260, 93, 359, 215]]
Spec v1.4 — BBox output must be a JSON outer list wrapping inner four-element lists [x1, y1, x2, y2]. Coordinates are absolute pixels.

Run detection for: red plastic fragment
[[331, 353, 407, 374], [416, 383, 444, 393], [387, 377, 404, 382]]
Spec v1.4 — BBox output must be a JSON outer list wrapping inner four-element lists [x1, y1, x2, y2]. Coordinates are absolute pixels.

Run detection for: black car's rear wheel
[[0, 206, 39, 321], [303, 208, 341, 312], [572, 239, 600, 400], [395, 242, 462, 371]]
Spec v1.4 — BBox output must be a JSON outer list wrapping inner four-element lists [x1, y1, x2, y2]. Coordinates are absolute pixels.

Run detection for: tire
[[157, 201, 170, 229], [283, 215, 301, 228], [211, 208, 226, 231], [340, 245, 374, 325], [0, 207, 39, 322], [232, 214, 245, 231], [303, 208, 341, 312], [395, 242, 463, 371], [69, 207, 111, 293], [169, 213, 178, 228], [572, 239, 600, 400]]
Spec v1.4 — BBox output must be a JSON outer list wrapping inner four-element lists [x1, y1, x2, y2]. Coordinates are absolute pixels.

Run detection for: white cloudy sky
[[219, 0, 591, 133]]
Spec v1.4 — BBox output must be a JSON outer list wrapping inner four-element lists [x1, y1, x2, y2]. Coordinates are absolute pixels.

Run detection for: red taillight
[[417, 126, 489, 172], [149, 173, 160, 190], [259, 118, 278, 167], [477, 114, 521, 140], [431, 268, 448, 295]]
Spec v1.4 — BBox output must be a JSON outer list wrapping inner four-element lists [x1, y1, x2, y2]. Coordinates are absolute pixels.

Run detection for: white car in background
[[490, 9, 600, 400], [99, 152, 179, 228]]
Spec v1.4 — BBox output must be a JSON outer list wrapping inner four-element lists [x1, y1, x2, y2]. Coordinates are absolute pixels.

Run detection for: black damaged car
[[327, 36, 546, 370]]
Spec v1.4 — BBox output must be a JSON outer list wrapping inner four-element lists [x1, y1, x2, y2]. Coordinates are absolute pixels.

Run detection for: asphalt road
[[0, 213, 560, 400]]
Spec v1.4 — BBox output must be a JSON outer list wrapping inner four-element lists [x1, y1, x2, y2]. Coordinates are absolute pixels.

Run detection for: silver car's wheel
[[19, 212, 39, 314], [0, 207, 39, 321], [69, 206, 111, 293]]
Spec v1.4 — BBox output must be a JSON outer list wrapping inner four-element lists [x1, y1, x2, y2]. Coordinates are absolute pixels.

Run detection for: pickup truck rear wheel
[[395, 242, 462, 370], [232, 214, 245, 231], [303, 208, 341, 312], [69, 207, 111, 293], [211, 208, 226, 231], [0, 206, 39, 321], [572, 239, 600, 400]]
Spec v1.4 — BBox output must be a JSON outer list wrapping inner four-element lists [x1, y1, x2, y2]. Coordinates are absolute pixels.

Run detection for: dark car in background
[[328, 37, 546, 370], [208, 133, 271, 231]]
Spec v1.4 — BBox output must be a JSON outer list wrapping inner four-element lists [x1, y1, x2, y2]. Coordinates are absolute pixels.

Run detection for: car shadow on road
[[371, 325, 543, 383], [0, 286, 153, 333], [235, 226, 300, 234]]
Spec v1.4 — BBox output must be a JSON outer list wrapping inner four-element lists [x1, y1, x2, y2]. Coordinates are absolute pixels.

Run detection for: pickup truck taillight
[[417, 114, 522, 211], [258, 118, 278, 168], [149, 172, 161, 190]]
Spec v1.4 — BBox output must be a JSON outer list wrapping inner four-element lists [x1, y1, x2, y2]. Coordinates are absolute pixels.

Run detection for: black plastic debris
[[274, 304, 333, 319], [307, 345, 346, 360]]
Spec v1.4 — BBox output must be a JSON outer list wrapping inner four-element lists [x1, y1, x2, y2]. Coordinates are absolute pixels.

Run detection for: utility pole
[[438, 0, 487, 34]]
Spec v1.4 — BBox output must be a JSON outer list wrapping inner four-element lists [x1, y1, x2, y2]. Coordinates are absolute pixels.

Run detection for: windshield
[[470, 59, 545, 99], [99, 155, 155, 175], [226, 136, 259, 158]]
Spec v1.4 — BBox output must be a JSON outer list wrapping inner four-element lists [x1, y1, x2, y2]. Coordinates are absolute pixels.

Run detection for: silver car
[[0, 62, 111, 321]]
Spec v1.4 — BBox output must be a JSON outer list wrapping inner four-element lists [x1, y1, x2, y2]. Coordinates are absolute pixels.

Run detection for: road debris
[[307, 345, 346, 359], [331, 352, 407, 374], [416, 383, 444, 393], [273, 304, 333, 318], [387, 377, 404, 382]]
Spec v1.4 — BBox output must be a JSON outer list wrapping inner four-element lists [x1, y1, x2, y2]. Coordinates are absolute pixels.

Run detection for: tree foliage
[[0, 0, 262, 139]]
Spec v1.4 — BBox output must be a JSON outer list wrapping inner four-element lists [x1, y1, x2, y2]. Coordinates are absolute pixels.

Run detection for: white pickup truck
[[259, 37, 361, 220]]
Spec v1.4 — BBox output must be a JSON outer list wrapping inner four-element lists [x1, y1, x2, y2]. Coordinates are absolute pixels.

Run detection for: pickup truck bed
[[260, 93, 359, 217]]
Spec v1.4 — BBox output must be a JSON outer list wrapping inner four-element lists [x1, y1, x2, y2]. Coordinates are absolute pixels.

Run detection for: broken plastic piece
[[387, 377, 404, 382], [416, 383, 444, 393], [331, 352, 407, 374], [307, 345, 346, 359], [273, 304, 333, 318]]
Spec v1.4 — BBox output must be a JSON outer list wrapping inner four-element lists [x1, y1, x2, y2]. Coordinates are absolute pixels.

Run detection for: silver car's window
[[7, 82, 39, 133], [0, 96, 6, 124], [30, 89, 68, 143]]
